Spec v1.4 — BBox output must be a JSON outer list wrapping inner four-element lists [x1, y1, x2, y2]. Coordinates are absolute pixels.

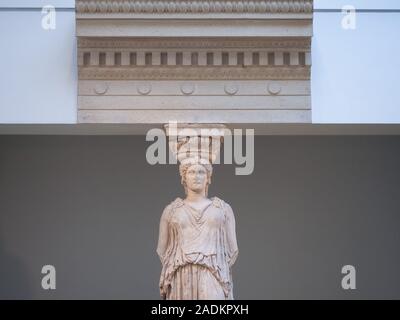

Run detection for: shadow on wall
[[0, 225, 33, 299]]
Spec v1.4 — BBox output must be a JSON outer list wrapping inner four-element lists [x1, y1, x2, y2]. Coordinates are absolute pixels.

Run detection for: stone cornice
[[76, 0, 313, 15], [76, 1, 313, 124]]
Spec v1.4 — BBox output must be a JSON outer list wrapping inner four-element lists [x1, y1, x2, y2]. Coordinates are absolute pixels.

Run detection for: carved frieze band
[[76, 0, 313, 14], [79, 66, 310, 80], [78, 38, 311, 49]]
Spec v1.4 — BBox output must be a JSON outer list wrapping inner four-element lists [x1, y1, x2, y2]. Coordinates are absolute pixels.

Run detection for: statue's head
[[179, 157, 213, 196]]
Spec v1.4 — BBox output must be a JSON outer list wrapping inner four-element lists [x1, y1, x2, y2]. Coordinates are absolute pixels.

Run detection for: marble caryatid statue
[[156, 155, 239, 300]]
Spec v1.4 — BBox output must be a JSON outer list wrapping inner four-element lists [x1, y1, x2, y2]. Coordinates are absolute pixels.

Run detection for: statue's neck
[[185, 190, 207, 203]]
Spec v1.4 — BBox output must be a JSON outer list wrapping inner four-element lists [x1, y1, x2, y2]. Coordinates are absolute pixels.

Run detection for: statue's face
[[185, 164, 208, 193]]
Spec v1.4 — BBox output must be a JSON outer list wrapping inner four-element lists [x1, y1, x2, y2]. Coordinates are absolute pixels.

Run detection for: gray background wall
[[0, 135, 399, 299]]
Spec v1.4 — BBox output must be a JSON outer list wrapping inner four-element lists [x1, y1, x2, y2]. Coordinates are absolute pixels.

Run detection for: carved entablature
[[76, 0, 313, 124]]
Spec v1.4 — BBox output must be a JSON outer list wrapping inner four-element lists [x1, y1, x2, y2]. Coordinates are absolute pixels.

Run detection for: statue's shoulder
[[212, 197, 235, 223], [211, 196, 231, 210], [165, 197, 184, 211], [161, 198, 184, 221], [172, 197, 185, 208]]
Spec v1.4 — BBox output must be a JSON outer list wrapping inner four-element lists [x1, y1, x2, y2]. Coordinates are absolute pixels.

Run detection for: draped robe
[[157, 197, 239, 300]]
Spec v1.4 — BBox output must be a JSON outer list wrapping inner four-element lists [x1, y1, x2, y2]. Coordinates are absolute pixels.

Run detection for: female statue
[[157, 157, 239, 300]]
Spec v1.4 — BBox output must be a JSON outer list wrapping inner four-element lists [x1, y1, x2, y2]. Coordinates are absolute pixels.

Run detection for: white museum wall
[[0, 3, 77, 123], [0, 0, 75, 8], [314, 0, 400, 10], [0, 1, 399, 124], [312, 11, 400, 123]]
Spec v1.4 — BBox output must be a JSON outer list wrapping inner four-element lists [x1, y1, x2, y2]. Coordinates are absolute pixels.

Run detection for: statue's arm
[[156, 205, 171, 263], [225, 203, 239, 267]]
